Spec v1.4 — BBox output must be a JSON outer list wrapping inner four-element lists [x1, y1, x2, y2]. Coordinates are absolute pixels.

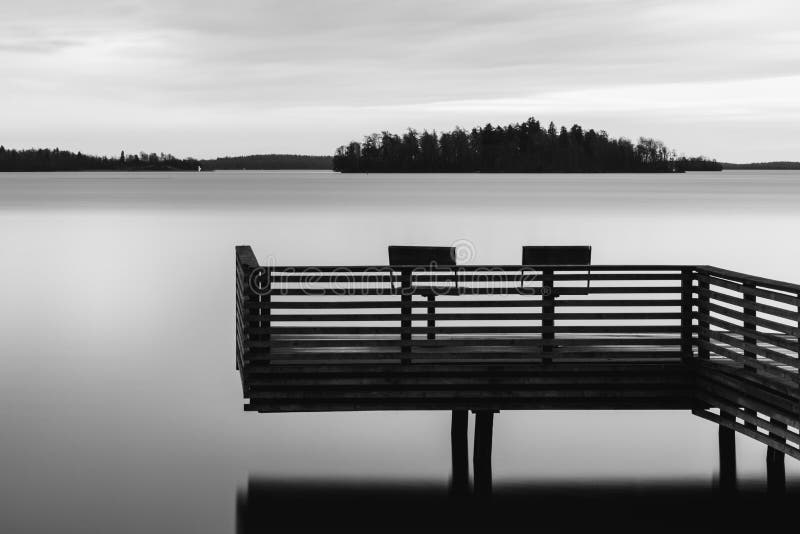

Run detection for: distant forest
[[203, 154, 332, 170], [721, 161, 800, 170], [0, 146, 333, 172], [0, 146, 200, 171], [333, 117, 722, 173]]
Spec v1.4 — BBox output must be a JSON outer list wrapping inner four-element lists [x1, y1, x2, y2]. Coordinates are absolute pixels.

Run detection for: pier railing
[[691, 265, 800, 459], [235, 247, 800, 459]]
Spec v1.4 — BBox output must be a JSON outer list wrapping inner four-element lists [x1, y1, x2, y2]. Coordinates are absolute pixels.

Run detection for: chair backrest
[[388, 246, 456, 267], [522, 246, 591, 266]]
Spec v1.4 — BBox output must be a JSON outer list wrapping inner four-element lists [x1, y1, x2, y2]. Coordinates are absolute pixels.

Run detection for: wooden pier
[[235, 246, 800, 489]]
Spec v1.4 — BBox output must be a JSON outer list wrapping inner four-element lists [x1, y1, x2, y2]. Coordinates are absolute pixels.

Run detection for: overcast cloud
[[1, 0, 799, 161]]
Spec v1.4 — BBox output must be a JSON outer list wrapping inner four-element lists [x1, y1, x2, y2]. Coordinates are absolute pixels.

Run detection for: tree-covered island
[[334, 117, 722, 173]]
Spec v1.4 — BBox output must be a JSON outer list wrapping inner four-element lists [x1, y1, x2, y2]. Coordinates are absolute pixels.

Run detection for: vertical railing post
[[742, 280, 757, 373], [740, 280, 759, 430], [426, 294, 436, 341], [260, 267, 270, 363], [541, 268, 554, 364], [697, 269, 710, 359], [400, 268, 412, 364], [680, 268, 693, 361]]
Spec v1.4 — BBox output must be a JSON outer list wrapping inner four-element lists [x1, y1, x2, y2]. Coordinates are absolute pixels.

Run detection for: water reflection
[[236, 475, 798, 533], [238, 425, 795, 533]]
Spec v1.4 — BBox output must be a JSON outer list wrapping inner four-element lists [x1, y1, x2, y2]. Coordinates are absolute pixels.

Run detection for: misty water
[[1, 170, 799, 532]]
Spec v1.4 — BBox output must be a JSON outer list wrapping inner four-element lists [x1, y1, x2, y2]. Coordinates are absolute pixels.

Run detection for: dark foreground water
[[1, 170, 799, 532]]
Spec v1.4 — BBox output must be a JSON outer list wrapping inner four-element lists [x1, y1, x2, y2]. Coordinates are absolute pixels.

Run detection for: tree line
[[0, 146, 201, 172], [721, 161, 800, 170], [0, 146, 337, 172], [333, 117, 722, 173], [205, 154, 332, 170]]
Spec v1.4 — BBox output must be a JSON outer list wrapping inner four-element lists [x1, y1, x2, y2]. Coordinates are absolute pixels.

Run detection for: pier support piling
[[450, 410, 469, 495], [473, 411, 495, 496], [766, 447, 785, 495], [718, 423, 737, 494]]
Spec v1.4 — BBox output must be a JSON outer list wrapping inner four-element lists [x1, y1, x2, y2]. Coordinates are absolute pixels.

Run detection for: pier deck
[[235, 246, 800, 464]]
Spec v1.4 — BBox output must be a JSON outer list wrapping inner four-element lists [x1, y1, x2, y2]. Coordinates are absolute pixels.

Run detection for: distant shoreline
[[720, 162, 800, 170], [0, 147, 333, 172], [1, 144, 797, 172]]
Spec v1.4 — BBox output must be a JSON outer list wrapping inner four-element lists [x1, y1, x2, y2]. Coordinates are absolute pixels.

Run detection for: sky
[[1, 0, 799, 162]]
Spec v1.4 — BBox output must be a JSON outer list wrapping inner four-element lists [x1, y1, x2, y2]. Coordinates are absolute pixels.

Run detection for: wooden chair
[[388, 246, 456, 356], [522, 246, 592, 362], [522, 245, 592, 294]]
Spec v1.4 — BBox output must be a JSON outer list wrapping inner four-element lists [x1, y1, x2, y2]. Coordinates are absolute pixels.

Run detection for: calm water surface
[[1, 170, 799, 532]]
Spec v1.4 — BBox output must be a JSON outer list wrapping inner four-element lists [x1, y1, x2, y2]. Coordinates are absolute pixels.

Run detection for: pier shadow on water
[[236, 476, 799, 533]]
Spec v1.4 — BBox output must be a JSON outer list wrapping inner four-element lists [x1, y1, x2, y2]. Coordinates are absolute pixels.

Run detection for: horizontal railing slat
[[246, 299, 683, 310], [256, 286, 681, 296], [266, 273, 683, 283], [243, 351, 684, 362], [265, 264, 689, 272], [250, 312, 682, 322], [253, 326, 684, 335], [247, 337, 683, 349]]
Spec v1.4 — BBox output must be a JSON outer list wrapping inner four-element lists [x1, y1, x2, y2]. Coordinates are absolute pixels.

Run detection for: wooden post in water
[[718, 422, 737, 494], [767, 446, 785, 495], [450, 410, 469, 495], [541, 268, 554, 364], [473, 411, 495, 496]]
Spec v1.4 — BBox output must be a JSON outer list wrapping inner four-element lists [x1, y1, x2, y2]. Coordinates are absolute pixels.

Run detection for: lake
[[1, 170, 799, 532]]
